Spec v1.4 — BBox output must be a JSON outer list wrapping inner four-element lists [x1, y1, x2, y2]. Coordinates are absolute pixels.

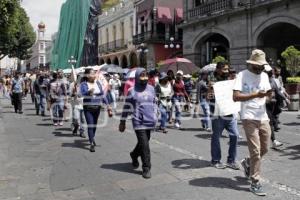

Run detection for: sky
[[21, 0, 66, 37]]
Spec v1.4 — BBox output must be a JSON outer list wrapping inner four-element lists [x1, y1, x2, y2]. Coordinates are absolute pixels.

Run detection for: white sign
[[213, 80, 241, 116]]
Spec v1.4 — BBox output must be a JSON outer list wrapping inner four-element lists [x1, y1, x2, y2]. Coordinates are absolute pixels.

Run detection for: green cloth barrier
[[51, 0, 91, 70]]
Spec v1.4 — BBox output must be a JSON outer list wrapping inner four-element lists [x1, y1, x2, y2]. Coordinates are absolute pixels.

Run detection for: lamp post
[[164, 37, 181, 50], [68, 56, 77, 68], [137, 43, 149, 68]]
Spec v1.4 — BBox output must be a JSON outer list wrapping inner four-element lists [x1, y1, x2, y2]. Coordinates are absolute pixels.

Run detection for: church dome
[[38, 22, 46, 29]]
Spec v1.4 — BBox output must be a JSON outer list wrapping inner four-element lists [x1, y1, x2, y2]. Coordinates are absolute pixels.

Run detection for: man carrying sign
[[207, 62, 240, 170]]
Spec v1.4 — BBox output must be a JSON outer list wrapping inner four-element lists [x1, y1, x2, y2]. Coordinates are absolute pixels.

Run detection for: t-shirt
[[12, 78, 24, 93], [233, 70, 271, 121]]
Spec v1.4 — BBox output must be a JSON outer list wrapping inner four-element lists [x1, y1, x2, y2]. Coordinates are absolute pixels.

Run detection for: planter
[[285, 83, 300, 95], [288, 94, 299, 111]]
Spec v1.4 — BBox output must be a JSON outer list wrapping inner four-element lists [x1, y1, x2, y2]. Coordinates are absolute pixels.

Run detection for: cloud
[[21, 0, 66, 37]]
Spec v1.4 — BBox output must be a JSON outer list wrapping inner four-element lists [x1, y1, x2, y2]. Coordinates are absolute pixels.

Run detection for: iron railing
[[189, 0, 232, 19], [99, 39, 128, 53], [133, 31, 182, 45]]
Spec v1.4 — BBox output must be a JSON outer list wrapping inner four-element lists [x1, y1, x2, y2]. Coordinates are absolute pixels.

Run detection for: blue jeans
[[200, 99, 210, 129], [159, 104, 168, 128], [38, 94, 46, 113], [211, 115, 239, 163], [52, 101, 64, 123], [73, 107, 85, 133], [83, 107, 100, 144], [172, 96, 184, 124]]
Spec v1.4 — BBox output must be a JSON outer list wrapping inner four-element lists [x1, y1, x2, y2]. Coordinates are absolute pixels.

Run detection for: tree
[[0, 0, 35, 60], [281, 46, 300, 77], [212, 56, 227, 63]]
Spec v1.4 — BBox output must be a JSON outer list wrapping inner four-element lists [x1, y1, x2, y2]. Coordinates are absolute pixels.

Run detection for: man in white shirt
[[233, 49, 272, 196]]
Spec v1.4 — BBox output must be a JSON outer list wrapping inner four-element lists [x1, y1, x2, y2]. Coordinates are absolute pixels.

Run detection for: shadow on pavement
[[25, 108, 36, 111], [283, 122, 300, 126], [100, 163, 141, 175], [55, 127, 72, 132], [195, 133, 211, 140], [280, 144, 300, 160], [26, 113, 38, 116], [171, 159, 210, 169], [189, 176, 249, 192], [36, 123, 53, 126], [52, 131, 73, 137], [180, 128, 204, 132], [61, 139, 90, 151], [238, 141, 248, 146]]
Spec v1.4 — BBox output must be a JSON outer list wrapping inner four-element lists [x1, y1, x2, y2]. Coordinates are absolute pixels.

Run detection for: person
[[80, 68, 112, 152], [233, 49, 272, 196], [264, 65, 286, 148], [183, 74, 193, 112], [119, 68, 157, 179], [172, 70, 190, 129], [207, 62, 240, 170], [70, 75, 86, 138], [109, 74, 121, 111], [11, 72, 24, 114], [36, 72, 48, 116], [49, 71, 67, 126], [196, 71, 211, 131], [155, 72, 173, 133]]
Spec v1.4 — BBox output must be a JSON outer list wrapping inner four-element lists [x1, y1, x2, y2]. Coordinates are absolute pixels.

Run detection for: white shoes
[[174, 122, 181, 129], [272, 140, 283, 148]]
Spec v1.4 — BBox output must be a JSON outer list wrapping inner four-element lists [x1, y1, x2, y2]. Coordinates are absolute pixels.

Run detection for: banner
[[213, 80, 241, 116]]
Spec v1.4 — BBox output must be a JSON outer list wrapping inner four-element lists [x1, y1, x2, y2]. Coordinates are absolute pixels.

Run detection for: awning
[[157, 6, 172, 24], [175, 8, 183, 23]]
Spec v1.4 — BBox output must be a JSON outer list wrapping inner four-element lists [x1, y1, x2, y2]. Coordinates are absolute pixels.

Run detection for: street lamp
[[68, 56, 77, 68], [164, 37, 181, 49], [137, 43, 149, 68]]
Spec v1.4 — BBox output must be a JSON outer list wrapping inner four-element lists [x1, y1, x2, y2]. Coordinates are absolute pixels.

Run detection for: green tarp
[[51, 0, 91, 70]]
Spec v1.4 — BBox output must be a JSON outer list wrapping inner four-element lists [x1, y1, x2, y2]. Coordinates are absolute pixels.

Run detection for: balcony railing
[[99, 39, 128, 53], [189, 0, 232, 19], [133, 31, 182, 45]]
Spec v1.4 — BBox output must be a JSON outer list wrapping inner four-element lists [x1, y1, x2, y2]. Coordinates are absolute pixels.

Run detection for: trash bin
[[288, 94, 299, 111]]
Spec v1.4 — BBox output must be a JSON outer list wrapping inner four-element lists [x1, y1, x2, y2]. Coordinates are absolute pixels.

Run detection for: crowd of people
[[0, 49, 292, 196]]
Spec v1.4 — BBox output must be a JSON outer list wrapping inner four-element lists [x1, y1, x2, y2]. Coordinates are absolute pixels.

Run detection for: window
[[40, 42, 44, 50], [130, 17, 133, 36], [195, 0, 205, 7], [40, 56, 44, 64]]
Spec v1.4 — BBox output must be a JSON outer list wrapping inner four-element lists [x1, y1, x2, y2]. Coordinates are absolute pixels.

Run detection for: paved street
[[0, 97, 300, 200]]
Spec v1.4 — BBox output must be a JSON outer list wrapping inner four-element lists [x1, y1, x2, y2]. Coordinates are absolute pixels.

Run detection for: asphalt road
[[0, 97, 300, 200]]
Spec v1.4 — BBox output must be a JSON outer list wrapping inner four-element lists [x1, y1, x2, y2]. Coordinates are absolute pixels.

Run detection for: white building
[[26, 22, 51, 70], [0, 56, 18, 75]]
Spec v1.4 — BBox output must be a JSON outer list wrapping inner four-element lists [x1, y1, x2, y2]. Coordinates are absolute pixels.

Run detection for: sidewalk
[[0, 98, 299, 200]]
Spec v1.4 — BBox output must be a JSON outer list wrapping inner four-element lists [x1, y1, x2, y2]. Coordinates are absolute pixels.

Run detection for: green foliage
[[0, 0, 35, 60], [102, 0, 120, 11], [212, 56, 227, 64], [281, 46, 300, 77], [286, 77, 300, 84]]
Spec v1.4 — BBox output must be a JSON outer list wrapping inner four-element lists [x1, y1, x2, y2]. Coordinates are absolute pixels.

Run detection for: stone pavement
[[0, 97, 300, 200]]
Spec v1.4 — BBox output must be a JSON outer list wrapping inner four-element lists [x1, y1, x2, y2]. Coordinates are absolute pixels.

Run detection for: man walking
[[11, 72, 24, 114], [208, 62, 240, 170], [233, 49, 272, 196]]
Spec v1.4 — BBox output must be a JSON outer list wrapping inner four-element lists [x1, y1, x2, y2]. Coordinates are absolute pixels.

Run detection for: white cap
[[176, 70, 183, 76]]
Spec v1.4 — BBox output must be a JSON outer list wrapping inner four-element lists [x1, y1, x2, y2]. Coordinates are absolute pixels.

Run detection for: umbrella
[[200, 63, 217, 73], [100, 64, 118, 72], [107, 66, 124, 74], [126, 68, 137, 79], [93, 64, 107, 71], [158, 57, 199, 74], [62, 68, 72, 74]]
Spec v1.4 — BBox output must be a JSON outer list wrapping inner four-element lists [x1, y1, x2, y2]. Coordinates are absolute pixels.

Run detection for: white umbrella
[[62, 68, 72, 74], [200, 63, 217, 73]]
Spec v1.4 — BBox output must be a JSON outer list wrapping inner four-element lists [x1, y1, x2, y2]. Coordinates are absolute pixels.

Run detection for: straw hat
[[246, 49, 269, 66]]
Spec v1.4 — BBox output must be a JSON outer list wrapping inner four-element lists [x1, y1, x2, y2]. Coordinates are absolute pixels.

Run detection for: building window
[[130, 17, 133, 36], [40, 42, 44, 50], [106, 28, 109, 44], [40, 56, 44, 64]]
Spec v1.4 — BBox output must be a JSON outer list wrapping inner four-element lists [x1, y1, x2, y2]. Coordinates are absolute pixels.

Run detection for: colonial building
[[98, 0, 136, 68], [181, 0, 300, 69], [26, 22, 51, 70], [133, 0, 184, 68]]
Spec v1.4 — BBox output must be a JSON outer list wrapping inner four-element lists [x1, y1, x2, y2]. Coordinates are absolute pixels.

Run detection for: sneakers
[[79, 133, 86, 138], [272, 140, 283, 149], [54, 123, 58, 126], [130, 152, 139, 169], [226, 162, 240, 170], [58, 122, 63, 126], [142, 169, 151, 179], [89, 144, 95, 152], [241, 158, 250, 179], [205, 128, 211, 132], [174, 122, 181, 129], [250, 182, 266, 196], [211, 161, 226, 169]]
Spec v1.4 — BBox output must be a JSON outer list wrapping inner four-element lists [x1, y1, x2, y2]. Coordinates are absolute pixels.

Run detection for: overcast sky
[[21, 0, 66, 37]]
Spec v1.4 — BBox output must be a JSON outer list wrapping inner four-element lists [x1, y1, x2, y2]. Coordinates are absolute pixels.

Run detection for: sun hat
[[246, 49, 269, 66], [176, 70, 184, 76], [159, 72, 168, 80]]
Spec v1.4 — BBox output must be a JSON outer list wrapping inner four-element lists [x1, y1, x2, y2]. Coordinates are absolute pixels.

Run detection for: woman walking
[[119, 68, 157, 179], [80, 68, 112, 152], [155, 72, 173, 133]]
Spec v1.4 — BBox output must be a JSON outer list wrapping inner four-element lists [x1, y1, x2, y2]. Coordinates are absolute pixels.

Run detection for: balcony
[[99, 39, 128, 54], [133, 31, 182, 45], [189, 0, 232, 19]]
